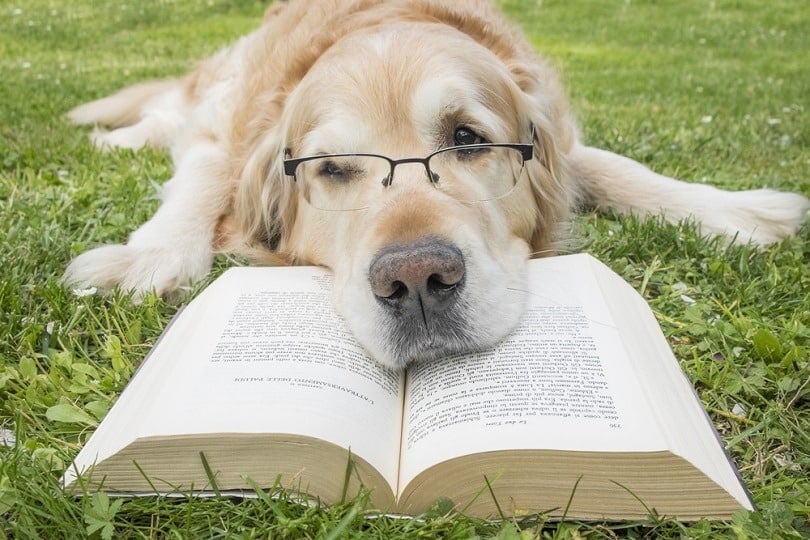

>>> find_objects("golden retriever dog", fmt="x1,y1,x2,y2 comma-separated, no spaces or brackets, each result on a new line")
65,0,808,368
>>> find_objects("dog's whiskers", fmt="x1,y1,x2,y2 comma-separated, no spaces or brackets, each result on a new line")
526,247,577,258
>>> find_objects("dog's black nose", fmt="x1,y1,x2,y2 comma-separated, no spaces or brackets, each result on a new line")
369,239,465,316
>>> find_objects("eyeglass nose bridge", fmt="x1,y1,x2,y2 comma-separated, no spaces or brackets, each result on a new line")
382,156,438,188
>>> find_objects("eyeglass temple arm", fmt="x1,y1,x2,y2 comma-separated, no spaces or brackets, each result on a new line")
283,148,300,177
520,122,536,161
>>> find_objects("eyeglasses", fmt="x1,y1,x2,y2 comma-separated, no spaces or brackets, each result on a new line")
283,139,534,211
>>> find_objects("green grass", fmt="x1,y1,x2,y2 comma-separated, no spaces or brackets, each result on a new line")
1,0,808,537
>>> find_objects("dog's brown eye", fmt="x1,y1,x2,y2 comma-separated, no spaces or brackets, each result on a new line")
314,158,365,183
320,160,344,177
454,127,486,146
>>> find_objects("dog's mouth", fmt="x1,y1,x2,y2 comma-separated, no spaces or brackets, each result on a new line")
387,315,475,363
376,293,476,365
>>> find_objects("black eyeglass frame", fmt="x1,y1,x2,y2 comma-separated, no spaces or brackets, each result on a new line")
283,140,534,188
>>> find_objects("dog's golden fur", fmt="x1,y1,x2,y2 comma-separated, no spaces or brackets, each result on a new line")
65,0,808,367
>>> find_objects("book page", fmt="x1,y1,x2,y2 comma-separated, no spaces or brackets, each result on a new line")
68,267,404,491
588,258,753,509
399,254,667,493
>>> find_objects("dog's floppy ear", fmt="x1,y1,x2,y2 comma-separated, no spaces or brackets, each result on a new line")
232,129,299,261
508,60,580,255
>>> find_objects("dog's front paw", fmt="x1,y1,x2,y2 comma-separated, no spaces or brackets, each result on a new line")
64,244,212,300
88,127,149,151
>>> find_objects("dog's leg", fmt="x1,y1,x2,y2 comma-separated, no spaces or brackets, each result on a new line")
64,141,230,299
69,80,188,151
569,145,809,246
68,80,177,128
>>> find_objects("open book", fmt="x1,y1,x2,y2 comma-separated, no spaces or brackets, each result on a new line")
63,254,753,520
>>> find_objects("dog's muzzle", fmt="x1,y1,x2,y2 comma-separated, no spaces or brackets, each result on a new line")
366,238,473,362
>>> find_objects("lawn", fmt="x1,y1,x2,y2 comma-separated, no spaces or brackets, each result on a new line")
1,0,808,537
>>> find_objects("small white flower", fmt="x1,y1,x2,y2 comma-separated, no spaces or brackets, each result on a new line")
13,8,22,16
21,61,31,69
701,115,713,124
680,294,696,305
732,346,744,358
766,118,781,126
773,454,800,472
0,426,15,448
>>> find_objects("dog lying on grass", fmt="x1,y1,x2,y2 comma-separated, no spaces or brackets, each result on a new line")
64,0,809,368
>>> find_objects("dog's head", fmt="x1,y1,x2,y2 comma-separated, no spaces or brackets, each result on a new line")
235,14,577,368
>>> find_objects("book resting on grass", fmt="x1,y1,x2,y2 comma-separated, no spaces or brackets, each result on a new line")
62,254,754,520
